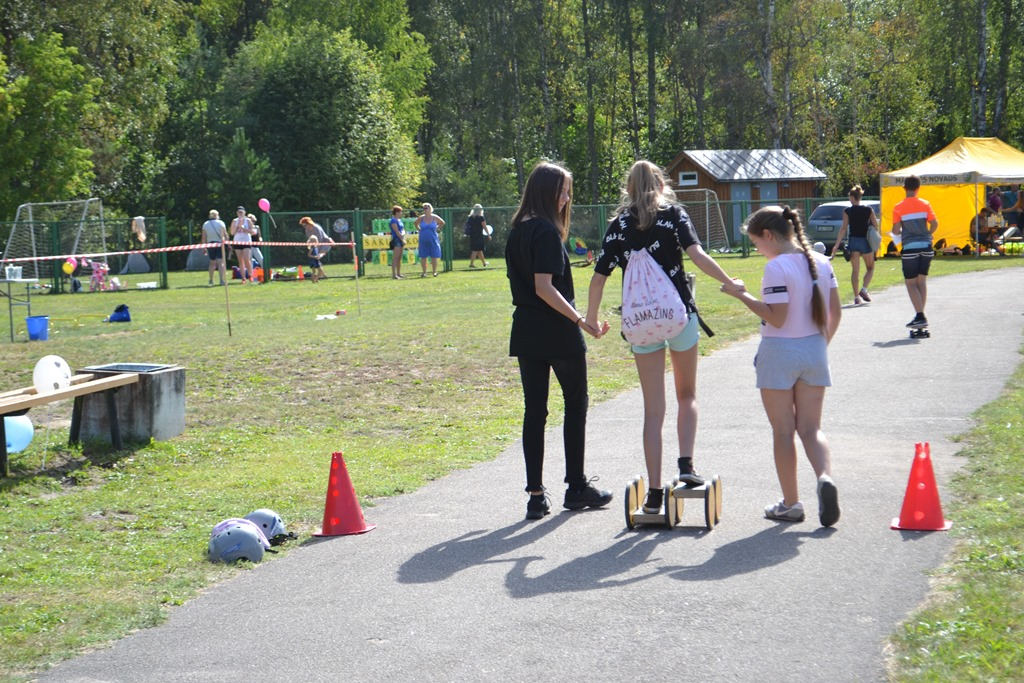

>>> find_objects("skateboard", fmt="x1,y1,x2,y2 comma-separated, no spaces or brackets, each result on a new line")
908,321,930,339
624,475,722,530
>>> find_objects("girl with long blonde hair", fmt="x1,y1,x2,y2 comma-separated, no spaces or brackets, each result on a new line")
585,160,742,516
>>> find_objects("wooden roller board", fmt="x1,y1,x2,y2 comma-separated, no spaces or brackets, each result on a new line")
624,475,722,530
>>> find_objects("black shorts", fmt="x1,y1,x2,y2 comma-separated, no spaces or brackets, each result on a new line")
207,246,223,260
901,246,934,278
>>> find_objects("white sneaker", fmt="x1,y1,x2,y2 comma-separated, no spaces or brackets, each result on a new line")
817,476,840,527
764,499,805,522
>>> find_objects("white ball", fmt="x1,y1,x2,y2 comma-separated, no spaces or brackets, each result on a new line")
32,355,72,394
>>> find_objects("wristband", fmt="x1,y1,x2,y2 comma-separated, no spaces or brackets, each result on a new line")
574,315,583,325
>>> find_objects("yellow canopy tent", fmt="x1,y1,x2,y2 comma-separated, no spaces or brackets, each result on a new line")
880,137,1024,253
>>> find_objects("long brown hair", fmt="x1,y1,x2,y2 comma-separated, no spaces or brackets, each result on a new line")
511,162,573,241
745,205,827,333
613,160,678,230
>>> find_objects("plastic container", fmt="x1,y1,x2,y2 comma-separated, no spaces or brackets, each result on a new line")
25,315,50,341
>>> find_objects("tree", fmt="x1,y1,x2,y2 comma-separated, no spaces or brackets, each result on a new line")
0,33,100,218
218,25,421,209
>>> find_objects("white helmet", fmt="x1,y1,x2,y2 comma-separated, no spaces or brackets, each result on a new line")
244,509,287,543
207,519,271,563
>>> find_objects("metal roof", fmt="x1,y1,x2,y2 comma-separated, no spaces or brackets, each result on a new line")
684,149,826,182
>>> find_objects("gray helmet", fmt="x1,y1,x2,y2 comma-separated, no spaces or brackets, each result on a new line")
207,519,270,563
244,508,287,542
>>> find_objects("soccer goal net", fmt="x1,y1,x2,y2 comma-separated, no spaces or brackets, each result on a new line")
2,199,107,280
676,189,731,252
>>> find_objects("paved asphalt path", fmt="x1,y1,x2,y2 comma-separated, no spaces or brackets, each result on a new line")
42,267,1024,683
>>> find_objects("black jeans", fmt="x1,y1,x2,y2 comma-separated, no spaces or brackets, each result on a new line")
518,355,589,492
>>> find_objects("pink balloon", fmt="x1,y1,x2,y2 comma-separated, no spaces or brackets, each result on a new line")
258,198,270,212
67,257,78,269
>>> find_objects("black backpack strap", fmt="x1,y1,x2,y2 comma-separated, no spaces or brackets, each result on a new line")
696,312,714,338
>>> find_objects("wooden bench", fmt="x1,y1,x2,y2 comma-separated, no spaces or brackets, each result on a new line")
0,372,140,477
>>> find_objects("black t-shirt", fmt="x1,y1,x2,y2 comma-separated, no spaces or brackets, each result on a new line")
845,204,873,239
465,215,488,249
505,217,586,359
594,204,699,313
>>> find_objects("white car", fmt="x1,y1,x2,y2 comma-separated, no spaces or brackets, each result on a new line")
806,200,880,250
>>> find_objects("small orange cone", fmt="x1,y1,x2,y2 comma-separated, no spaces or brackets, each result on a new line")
314,452,376,536
891,443,952,531
297,265,305,280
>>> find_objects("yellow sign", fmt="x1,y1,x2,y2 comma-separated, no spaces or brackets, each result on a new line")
363,234,418,249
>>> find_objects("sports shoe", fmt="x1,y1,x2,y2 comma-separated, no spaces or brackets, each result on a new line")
859,288,872,302
677,458,705,487
526,491,551,520
854,296,862,306
764,499,805,522
563,478,614,510
906,313,927,328
817,476,840,527
642,487,664,514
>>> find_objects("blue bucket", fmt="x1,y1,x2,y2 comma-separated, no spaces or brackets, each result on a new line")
25,315,50,341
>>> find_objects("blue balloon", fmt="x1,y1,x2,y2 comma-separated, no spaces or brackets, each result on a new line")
4,415,34,453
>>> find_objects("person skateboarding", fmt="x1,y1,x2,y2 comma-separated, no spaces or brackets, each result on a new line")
891,175,938,333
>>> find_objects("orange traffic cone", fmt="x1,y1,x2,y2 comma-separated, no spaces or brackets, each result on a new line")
314,452,376,536
297,265,305,280
891,443,952,531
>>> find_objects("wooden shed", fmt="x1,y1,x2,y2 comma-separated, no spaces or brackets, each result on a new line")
665,149,826,239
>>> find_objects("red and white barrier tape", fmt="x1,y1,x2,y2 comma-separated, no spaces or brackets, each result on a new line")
1,241,358,264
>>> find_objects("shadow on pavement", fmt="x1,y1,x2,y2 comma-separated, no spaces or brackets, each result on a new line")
667,524,838,582
397,513,573,584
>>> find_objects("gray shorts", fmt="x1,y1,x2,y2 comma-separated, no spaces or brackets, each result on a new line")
754,335,832,390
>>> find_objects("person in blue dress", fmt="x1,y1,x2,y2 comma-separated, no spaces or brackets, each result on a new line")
415,202,445,277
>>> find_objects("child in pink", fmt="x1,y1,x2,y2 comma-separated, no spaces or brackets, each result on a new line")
721,205,843,527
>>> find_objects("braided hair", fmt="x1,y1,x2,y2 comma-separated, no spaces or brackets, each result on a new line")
746,205,827,333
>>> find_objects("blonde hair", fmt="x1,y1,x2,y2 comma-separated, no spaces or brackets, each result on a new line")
849,185,864,200
745,205,827,333
613,160,678,231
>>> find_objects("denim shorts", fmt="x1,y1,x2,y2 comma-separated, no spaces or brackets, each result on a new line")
754,335,832,389
632,312,699,355
847,236,872,254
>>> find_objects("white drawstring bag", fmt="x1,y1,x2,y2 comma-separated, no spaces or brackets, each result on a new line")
620,246,688,345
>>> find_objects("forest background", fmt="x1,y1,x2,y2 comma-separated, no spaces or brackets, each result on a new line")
1,0,1021,225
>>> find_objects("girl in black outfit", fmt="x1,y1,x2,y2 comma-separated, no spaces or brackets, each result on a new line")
830,185,879,305
505,162,613,520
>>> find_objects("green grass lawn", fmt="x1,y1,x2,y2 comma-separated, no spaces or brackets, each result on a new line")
1,253,1021,681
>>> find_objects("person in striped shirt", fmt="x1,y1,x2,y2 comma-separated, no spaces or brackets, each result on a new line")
892,175,939,328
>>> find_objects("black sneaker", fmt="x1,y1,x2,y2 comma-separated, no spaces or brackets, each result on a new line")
563,478,613,510
677,458,705,487
642,487,664,514
906,313,927,328
526,491,551,520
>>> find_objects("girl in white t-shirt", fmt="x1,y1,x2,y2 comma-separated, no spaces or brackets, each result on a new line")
721,205,843,527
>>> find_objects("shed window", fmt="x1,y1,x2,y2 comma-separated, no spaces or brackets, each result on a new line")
677,171,698,187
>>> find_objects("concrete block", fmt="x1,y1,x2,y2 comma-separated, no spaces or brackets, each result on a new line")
79,364,185,444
